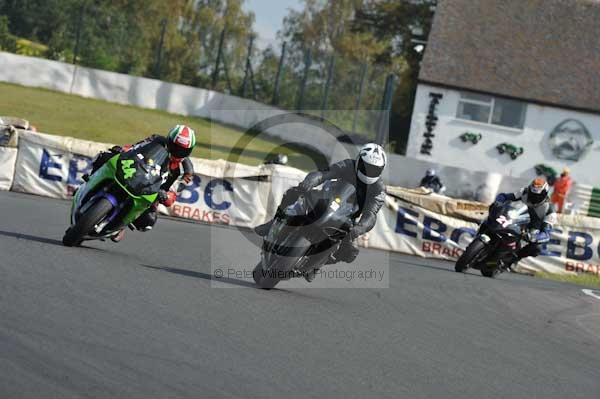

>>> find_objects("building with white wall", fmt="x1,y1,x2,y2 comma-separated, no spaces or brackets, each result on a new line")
406,0,600,186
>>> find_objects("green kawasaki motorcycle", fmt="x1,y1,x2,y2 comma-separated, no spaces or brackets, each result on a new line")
62,141,169,247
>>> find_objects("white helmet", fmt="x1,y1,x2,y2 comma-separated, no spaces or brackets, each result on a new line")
356,143,387,184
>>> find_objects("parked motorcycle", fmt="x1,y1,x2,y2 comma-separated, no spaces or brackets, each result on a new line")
62,141,168,246
455,201,531,277
253,179,358,289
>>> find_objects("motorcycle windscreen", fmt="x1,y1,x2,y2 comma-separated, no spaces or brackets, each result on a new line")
265,181,358,266
306,180,358,228
489,201,530,233
115,142,169,196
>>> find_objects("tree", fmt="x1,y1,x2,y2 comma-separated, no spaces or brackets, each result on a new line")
275,0,402,136
0,14,16,52
354,0,437,153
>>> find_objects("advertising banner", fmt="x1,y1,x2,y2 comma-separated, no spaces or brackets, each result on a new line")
364,195,479,261
13,131,271,227
363,194,600,277
158,174,270,228
12,131,94,199
10,130,600,277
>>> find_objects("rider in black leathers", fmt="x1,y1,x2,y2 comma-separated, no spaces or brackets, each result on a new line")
255,143,387,282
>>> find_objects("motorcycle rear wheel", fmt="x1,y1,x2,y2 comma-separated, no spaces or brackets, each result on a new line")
62,198,113,247
480,265,500,278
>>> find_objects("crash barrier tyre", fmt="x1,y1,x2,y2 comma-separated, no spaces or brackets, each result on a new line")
62,198,113,247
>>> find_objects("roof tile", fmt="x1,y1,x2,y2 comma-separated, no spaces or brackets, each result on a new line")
420,0,600,112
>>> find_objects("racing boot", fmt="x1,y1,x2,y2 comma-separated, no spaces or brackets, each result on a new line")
325,253,338,265
499,253,519,271
111,228,126,243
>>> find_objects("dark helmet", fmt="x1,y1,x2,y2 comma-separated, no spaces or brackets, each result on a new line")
167,125,196,159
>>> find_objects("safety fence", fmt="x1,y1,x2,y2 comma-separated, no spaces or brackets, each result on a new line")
0,51,371,158
1,128,600,278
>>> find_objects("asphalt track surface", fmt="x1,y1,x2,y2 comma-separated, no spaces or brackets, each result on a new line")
1,191,599,399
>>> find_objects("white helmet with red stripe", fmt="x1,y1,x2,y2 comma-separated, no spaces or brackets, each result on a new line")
167,125,196,158
525,177,549,206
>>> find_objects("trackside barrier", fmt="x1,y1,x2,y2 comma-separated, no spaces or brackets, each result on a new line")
371,188,600,277
0,52,350,162
12,130,306,228
0,147,17,191
384,154,530,203
5,130,600,278
0,125,19,191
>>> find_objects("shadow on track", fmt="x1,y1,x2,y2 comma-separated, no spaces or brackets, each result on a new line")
0,229,106,251
0,230,65,246
138,264,336,301
140,264,258,288
140,264,354,304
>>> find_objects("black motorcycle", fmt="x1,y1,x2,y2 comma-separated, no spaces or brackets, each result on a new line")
253,179,358,289
455,201,531,277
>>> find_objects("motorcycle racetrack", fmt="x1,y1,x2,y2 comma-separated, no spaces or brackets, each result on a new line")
1,190,599,399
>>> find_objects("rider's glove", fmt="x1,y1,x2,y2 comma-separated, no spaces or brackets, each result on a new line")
348,227,361,241
158,190,177,207
495,193,508,204
526,230,538,243
298,173,321,191
182,173,193,184
527,229,549,244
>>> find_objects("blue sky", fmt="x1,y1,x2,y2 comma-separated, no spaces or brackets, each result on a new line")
243,0,303,49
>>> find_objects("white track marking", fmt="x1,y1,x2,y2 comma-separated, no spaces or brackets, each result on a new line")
582,289,600,301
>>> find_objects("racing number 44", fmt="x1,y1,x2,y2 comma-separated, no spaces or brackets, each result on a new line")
121,160,136,180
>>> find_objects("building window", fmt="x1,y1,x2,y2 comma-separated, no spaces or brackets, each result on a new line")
456,92,526,129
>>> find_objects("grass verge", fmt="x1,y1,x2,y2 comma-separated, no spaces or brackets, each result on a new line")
0,81,319,169
534,272,600,288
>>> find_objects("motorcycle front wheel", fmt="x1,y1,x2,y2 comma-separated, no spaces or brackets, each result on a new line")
62,198,114,247
455,239,488,272
253,261,283,290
